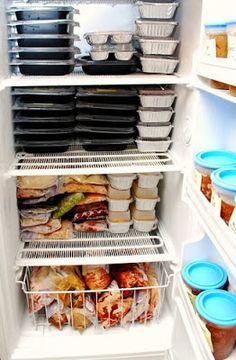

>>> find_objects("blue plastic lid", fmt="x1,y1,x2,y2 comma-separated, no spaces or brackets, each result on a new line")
205,23,226,28
194,150,236,170
211,167,236,193
182,260,227,291
226,21,236,25
196,290,236,327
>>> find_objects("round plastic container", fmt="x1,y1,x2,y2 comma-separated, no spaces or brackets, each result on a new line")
137,172,163,188
194,150,236,201
205,23,227,58
196,290,236,360
227,21,236,59
182,260,228,296
211,167,236,225
108,174,136,190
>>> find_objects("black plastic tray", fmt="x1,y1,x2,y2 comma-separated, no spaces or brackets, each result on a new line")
76,86,137,97
13,97,75,111
15,127,74,141
11,47,79,60
10,19,76,35
75,123,135,139
76,99,137,110
14,111,75,123
13,110,75,118
81,55,138,75
16,62,75,75
14,115,75,129
75,137,134,151
11,86,76,96
11,7,74,21
15,139,72,153
76,113,136,127
9,34,79,48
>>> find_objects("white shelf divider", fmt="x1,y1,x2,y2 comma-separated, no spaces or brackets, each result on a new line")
5,72,188,87
9,147,180,176
15,229,173,267
187,180,236,268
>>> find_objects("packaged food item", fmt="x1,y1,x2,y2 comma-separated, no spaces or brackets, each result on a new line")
205,23,228,58
63,175,108,185
211,167,236,231
229,84,236,96
22,220,74,240
77,193,107,205
59,182,107,195
134,196,160,211
131,206,156,221
70,299,95,333
107,173,136,190
74,220,107,232
17,175,58,189
20,212,51,227
132,180,158,199
21,218,61,234
137,173,163,188
210,80,229,90
182,260,228,296
82,265,112,290
72,202,108,222
107,210,132,233
226,21,236,59
108,210,130,222
196,290,236,360
17,185,58,199
193,150,236,201
53,193,84,218
107,198,133,212
108,186,131,200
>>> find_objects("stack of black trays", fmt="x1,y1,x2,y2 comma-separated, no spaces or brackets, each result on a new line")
75,87,138,151
8,7,79,75
13,87,76,153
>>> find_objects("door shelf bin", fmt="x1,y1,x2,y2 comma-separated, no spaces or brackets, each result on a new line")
17,261,171,334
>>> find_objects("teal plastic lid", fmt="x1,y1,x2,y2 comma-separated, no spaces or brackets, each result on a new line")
205,23,226,28
196,290,236,327
211,167,236,193
194,150,236,170
227,21,236,25
182,260,227,291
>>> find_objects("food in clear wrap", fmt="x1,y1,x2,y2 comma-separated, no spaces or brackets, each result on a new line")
63,175,108,185
82,265,112,290
17,176,58,190
53,193,84,219
20,206,58,227
18,186,58,202
76,193,107,205
73,202,108,222
97,280,133,328
46,300,68,329
22,220,73,240
21,218,61,234
111,263,148,297
123,290,149,324
74,220,107,232
59,182,107,195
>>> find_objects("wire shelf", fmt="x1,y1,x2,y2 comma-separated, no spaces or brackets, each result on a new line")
9,147,179,176
17,262,171,333
16,230,172,266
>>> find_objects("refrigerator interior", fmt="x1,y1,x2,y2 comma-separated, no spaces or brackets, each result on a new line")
0,0,236,359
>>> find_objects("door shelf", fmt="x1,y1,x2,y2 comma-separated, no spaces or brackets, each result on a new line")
197,57,236,87
9,147,180,176
15,229,173,267
186,180,236,268
5,72,187,87
195,80,236,105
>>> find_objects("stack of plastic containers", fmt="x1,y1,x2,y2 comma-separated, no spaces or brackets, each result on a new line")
131,173,162,231
75,87,138,151
136,86,176,152
7,6,80,75
13,87,76,153
136,1,179,73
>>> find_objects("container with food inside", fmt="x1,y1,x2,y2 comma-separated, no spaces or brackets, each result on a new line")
182,260,228,297
107,210,132,233
229,84,236,96
210,80,229,90
226,21,236,59
196,290,236,360
204,23,228,58
132,205,158,232
193,150,236,201
211,167,236,231
137,173,163,188
108,185,131,200
108,174,136,190
132,180,158,199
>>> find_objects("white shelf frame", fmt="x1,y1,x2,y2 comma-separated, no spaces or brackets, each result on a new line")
194,80,236,104
8,147,180,176
5,72,188,88
186,180,236,269
15,230,173,267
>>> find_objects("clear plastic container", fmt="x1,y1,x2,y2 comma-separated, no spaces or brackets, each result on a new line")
108,210,130,222
193,150,236,202
131,206,156,221
196,290,236,360
205,23,227,58
134,196,160,211
107,210,132,233
133,218,158,232
132,180,158,199
211,167,236,227
182,260,228,296
108,185,131,200
137,172,163,188
108,174,136,190
226,21,236,59
107,198,133,212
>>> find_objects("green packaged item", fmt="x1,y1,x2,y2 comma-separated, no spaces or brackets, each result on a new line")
53,192,84,219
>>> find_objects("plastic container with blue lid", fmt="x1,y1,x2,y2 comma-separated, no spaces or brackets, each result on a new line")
193,150,236,201
196,290,236,360
204,23,227,58
182,260,228,295
211,167,236,224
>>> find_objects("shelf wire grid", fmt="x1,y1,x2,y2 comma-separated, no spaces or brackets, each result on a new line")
9,147,179,176
17,261,171,333
16,230,171,266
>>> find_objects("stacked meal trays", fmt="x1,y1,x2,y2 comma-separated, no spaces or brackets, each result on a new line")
7,6,80,75
12,87,76,153
136,1,179,74
81,32,138,75
17,173,162,240
74,86,138,151
136,85,176,152
19,262,169,333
